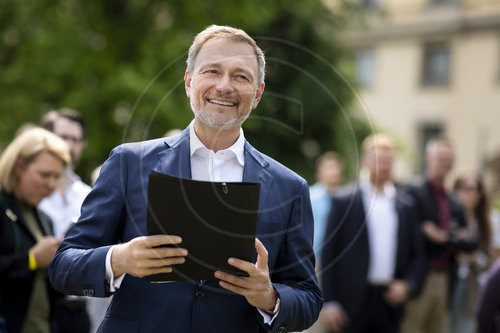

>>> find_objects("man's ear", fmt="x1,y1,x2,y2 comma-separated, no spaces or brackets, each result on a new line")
184,71,192,98
252,83,265,109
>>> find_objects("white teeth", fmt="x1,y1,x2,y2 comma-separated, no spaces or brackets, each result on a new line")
208,99,236,106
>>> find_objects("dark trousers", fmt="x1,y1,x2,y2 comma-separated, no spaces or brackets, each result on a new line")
53,299,90,333
342,286,404,333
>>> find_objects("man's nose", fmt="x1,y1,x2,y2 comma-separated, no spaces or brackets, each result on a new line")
215,74,234,94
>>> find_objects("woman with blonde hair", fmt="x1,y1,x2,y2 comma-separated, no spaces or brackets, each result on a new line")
0,127,70,333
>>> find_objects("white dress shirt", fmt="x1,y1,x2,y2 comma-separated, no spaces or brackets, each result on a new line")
105,121,279,323
360,180,398,284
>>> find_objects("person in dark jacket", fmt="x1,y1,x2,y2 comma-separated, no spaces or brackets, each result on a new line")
321,134,426,333
401,136,476,333
476,258,500,333
0,127,70,333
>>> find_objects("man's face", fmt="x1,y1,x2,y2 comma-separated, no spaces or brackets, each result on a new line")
184,37,264,131
317,160,342,189
53,117,84,167
427,143,454,180
364,147,394,184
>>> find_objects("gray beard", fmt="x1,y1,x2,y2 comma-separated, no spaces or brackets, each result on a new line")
190,100,251,131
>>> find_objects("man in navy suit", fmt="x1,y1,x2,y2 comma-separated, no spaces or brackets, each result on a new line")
49,25,322,333
321,134,426,333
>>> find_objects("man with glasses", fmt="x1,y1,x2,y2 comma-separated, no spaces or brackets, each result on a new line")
41,108,90,239
40,108,92,333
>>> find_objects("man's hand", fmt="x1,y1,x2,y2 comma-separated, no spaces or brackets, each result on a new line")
422,220,448,244
322,303,349,332
214,238,278,312
30,236,61,268
384,280,410,307
111,235,188,278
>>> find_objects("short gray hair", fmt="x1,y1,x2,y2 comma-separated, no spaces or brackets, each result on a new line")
425,136,453,156
186,25,266,85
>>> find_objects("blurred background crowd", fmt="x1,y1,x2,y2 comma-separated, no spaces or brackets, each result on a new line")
1,0,499,332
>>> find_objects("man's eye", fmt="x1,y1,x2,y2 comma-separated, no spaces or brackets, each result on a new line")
237,75,248,80
208,69,218,74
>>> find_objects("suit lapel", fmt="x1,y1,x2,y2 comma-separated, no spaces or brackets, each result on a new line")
242,142,274,206
156,128,192,179
37,210,53,236
424,180,440,223
394,194,406,273
355,190,370,271
1,192,38,242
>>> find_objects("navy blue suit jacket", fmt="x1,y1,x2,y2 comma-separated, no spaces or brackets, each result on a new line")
49,128,322,333
321,185,426,320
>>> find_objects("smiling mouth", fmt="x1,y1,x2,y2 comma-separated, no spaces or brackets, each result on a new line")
207,99,237,107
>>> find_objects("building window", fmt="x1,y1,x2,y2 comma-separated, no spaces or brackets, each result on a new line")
355,48,375,88
359,0,383,9
430,0,457,4
421,42,451,86
418,122,444,172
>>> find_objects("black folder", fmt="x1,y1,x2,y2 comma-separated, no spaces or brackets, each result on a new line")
146,171,260,282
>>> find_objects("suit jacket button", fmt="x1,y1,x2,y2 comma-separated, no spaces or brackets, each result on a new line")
277,327,287,333
195,291,204,299
82,289,94,296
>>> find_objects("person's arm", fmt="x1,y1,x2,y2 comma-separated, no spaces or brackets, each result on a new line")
320,194,352,331
404,202,428,298
322,302,350,333
49,145,129,297
0,206,59,278
49,145,189,296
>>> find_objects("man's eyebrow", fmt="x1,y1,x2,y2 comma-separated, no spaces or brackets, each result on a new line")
197,63,256,81
198,63,222,72
233,67,255,80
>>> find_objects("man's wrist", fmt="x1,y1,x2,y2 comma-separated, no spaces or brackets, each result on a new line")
111,243,125,278
260,289,280,314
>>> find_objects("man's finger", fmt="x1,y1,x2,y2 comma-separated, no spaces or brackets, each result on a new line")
150,247,188,259
255,238,268,270
139,235,183,248
147,256,186,268
226,257,257,275
214,270,253,290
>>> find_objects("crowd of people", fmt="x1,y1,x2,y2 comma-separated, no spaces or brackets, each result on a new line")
0,24,499,333
309,135,500,333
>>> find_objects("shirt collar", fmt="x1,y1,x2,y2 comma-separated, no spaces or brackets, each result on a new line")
64,167,81,184
360,179,397,199
189,120,245,166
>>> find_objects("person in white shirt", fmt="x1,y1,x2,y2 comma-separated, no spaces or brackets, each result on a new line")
39,109,93,333
48,25,321,333
321,134,426,333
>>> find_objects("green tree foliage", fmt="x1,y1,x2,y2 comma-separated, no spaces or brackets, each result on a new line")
0,0,370,183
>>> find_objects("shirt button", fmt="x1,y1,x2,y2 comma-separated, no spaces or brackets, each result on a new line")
195,291,205,300
277,327,287,333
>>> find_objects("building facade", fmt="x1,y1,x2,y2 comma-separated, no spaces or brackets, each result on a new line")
329,0,500,195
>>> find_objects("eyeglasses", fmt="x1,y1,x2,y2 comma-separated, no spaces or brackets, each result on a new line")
458,185,478,192
60,135,84,145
